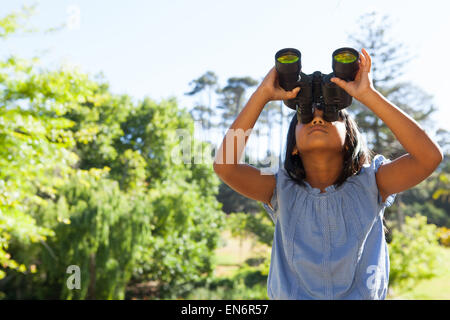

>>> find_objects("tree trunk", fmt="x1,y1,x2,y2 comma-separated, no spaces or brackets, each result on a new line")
87,253,96,299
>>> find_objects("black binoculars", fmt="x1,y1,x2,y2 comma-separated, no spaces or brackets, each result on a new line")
275,47,360,123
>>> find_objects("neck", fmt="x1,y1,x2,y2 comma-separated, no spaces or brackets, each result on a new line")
301,151,344,193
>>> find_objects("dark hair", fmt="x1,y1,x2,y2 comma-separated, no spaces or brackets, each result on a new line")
284,108,374,188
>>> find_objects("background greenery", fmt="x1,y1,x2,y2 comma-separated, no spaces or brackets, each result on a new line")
0,7,448,300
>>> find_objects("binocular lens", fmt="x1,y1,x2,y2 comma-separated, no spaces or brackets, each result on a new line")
334,51,357,64
277,54,299,64
275,48,301,91
332,47,359,82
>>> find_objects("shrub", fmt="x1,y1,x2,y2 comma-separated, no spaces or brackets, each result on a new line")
437,227,450,247
388,213,441,291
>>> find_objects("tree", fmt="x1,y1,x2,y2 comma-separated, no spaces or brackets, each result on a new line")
0,8,99,284
0,6,226,299
185,71,218,132
348,11,437,158
347,11,444,229
216,76,258,132
12,169,152,299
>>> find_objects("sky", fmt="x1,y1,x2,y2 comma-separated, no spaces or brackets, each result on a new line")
1,0,449,151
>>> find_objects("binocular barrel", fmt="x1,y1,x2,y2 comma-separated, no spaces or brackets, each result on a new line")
274,47,360,123
275,48,302,91
332,47,359,81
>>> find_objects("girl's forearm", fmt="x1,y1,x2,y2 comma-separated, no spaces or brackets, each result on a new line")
214,88,269,168
358,89,443,168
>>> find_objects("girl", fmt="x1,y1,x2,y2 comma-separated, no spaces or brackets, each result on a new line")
213,48,443,299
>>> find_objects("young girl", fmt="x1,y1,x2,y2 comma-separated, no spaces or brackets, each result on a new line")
213,48,443,299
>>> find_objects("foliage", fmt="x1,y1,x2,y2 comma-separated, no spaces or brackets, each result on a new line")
185,259,270,300
387,246,450,299
433,172,450,204
129,173,225,299
0,6,225,299
227,211,274,247
0,43,99,283
388,214,441,290
4,168,152,299
0,4,36,39
437,227,450,247
398,170,450,228
217,182,261,214
1,88,225,299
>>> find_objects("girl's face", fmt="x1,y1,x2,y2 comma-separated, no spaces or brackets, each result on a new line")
295,107,347,155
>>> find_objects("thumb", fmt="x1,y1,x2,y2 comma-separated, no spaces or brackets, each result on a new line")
331,77,347,90
286,86,301,99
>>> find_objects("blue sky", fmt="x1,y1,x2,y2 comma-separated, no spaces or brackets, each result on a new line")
2,0,449,145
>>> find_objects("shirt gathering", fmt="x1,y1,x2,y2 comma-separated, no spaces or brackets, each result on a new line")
262,154,397,300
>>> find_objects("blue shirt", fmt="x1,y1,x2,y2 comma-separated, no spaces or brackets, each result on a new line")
263,154,397,300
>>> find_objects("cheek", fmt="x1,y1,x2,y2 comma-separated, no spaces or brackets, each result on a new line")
295,125,306,146
335,123,347,145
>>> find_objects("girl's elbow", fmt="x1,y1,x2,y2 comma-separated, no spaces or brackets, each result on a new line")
431,145,444,167
424,147,444,172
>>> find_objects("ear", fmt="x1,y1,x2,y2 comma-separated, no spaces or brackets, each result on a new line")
292,147,299,155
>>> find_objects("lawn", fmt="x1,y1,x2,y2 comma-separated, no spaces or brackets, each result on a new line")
387,246,450,300
212,230,271,277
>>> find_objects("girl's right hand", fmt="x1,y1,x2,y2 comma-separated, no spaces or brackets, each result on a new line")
257,66,301,102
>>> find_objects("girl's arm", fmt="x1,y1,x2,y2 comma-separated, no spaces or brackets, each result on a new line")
359,89,443,202
332,48,443,202
213,67,300,204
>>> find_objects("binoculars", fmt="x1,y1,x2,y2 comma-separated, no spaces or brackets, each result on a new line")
275,47,360,123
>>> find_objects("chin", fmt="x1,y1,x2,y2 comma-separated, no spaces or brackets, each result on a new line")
300,143,344,154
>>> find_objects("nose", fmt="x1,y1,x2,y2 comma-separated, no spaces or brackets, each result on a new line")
311,107,325,125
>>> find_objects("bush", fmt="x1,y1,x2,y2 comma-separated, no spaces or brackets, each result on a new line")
388,213,441,291
227,210,274,247
184,254,271,300
437,227,450,247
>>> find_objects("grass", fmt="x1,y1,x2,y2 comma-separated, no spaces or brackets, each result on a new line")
212,230,270,277
388,246,450,300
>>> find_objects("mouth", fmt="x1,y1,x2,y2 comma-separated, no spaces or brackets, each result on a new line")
309,128,327,134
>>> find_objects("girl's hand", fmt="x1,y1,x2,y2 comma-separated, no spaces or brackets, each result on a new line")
257,66,301,102
330,48,375,102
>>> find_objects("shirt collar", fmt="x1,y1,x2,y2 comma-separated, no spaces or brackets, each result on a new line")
303,180,336,194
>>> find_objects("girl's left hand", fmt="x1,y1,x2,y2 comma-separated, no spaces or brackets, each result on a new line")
330,48,375,102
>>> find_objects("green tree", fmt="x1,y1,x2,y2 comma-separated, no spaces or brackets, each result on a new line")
6,168,151,299
0,8,99,283
1,6,226,299
216,76,258,132
349,11,436,158
185,71,218,132
348,11,445,230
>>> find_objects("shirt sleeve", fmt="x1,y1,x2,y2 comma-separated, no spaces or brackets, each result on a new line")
362,154,397,209
262,171,279,224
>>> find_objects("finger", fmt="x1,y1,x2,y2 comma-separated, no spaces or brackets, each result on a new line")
359,50,366,69
269,66,277,78
361,48,371,71
362,48,372,70
263,66,275,82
